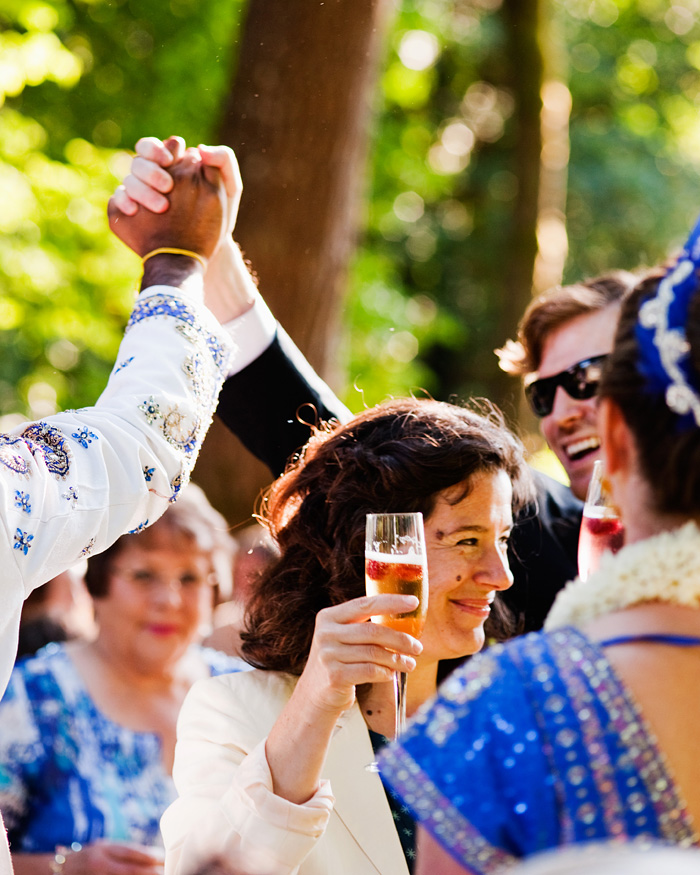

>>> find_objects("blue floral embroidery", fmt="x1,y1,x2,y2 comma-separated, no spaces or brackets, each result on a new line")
169,472,185,503
14,529,34,555
21,423,71,479
139,397,162,425
62,487,78,504
0,644,247,853
127,521,149,535
114,356,135,374
0,435,30,477
71,428,98,449
127,295,197,332
205,334,229,372
143,466,155,482
14,491,31,514
80,538,96,557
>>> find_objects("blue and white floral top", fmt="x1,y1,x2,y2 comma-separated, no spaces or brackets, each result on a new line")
0,642,247,852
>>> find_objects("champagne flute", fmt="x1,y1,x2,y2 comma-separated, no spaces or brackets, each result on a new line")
365,513,428,740
577,460,625,581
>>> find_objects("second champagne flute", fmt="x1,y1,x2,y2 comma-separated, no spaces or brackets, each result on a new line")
577,459,625,581
365,512,428,739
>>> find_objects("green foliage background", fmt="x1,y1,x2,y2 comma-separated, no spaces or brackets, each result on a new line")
3,0,700,436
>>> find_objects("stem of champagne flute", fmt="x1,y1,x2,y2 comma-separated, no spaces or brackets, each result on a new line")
394,671,407,739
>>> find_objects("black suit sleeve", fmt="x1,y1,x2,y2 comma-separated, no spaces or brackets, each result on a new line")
502,470,583,632
216,326,351,478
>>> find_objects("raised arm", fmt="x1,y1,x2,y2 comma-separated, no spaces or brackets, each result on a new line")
113,136,351,477
162,594,421,875
0,150,234,698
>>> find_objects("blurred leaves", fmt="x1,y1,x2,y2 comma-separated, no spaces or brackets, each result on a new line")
343,0,700,413
0,0,242,423
4,0,700,433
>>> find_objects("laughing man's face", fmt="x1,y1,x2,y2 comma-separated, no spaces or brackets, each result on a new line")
536,306,620,501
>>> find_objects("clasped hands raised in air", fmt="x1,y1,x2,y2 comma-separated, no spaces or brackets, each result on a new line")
110,137,255,323
109,137,240,262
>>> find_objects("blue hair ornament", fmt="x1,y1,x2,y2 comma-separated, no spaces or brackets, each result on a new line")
635,213,700,430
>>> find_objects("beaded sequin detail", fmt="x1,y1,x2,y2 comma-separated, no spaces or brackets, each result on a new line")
635,215,700,428
0,435,30,477
379,629,699,874
380,648,517,874
126,293,230,501
21,423,71,479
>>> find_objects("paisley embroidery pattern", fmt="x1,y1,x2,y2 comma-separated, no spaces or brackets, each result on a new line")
162,406,199,455
21,423,71,480
0,435,30,477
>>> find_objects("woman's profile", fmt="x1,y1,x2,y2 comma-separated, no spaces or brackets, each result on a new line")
379,219,700,872
161,397,533,875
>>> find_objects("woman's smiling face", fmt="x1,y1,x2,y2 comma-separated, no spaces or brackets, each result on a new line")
419,468,514,662
93,526,215,673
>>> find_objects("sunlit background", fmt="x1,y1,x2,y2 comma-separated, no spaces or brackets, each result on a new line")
3,0,700,507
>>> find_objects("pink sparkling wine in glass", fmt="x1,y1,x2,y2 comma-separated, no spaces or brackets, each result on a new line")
577,508,625,581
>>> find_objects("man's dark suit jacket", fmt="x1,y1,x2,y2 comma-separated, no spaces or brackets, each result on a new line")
217,328,583,632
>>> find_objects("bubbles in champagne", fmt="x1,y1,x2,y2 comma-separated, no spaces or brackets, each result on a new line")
365,552,428,637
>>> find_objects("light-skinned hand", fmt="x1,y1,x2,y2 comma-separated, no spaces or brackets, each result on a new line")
108,149,228,261
294,593,423,717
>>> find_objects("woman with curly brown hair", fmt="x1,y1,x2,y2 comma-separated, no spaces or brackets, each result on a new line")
161,397,533,875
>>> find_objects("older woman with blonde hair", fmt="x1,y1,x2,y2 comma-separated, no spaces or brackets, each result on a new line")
0,484,247,875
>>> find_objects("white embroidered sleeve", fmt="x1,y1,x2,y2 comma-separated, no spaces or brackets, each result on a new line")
0,283,233,698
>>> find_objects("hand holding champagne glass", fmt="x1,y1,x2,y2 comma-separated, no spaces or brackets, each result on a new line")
365,513,428,739
577,460,625,581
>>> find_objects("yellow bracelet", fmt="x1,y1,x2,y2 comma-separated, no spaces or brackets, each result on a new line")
142,247,207,269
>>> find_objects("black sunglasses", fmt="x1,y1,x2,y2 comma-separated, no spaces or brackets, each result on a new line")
525,354,608,418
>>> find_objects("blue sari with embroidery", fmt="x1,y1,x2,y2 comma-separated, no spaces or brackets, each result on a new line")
378,628,698,872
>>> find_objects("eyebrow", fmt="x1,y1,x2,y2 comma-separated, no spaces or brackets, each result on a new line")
443,523,514,537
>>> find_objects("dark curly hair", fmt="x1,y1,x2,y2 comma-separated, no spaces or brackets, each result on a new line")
600,266,700,516
241,397,533,675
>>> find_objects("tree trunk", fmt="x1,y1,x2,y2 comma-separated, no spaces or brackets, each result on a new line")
494,0,570,435
492,0,543,412
194,0,394,525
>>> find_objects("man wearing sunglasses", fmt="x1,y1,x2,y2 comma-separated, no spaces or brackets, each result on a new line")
497,271,640,501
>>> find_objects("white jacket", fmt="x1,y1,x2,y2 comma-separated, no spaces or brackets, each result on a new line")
162,669,410,875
